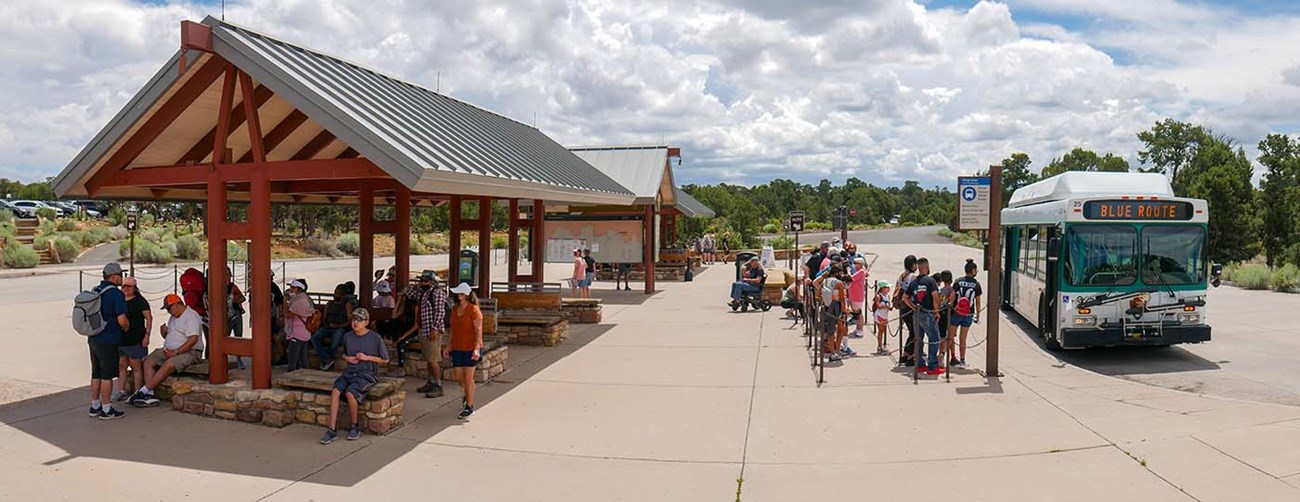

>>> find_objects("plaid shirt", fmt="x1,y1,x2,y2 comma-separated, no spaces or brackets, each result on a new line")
407,285,447,338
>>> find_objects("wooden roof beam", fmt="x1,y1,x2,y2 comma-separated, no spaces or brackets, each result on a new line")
176,84,273,164
238,110,307,163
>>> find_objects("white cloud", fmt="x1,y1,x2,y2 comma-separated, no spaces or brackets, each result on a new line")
0,0,1296,188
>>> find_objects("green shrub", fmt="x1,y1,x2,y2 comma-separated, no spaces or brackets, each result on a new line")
768,234,794,250
421,233,450,254
1270,264,1300,293
762,223,778,234
1228,264,1271,290
410,236,430,255
56,219,78,232
107,207,126,226
337,232,360,256
38,219,55,235
226,241,247,261
33,235,49,249
36,207,57,220
53,238,80,263
175,235,204,260
0,209,13,224
140,212,156,227
87,226,110,245
304,237,342,258
108,226,128,240
490,234,508,250
122,239,172,264
4,244,39,269
0,222,15,240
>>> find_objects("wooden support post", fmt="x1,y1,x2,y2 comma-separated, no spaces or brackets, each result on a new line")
507,199,520,282
450,195,462,286
240,69,272,389
644,204,655,294
479,197,492,294
207,173,229,384
531,199,545,282
359,182,375,307
987,165,1004,378
395,187,411,293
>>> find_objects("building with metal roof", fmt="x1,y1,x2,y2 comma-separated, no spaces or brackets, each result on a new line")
53,16,634,206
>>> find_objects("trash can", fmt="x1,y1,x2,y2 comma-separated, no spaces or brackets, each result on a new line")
458,249,479,287
734,251,758,281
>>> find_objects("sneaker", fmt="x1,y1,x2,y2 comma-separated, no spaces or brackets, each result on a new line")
98,408,125,420
416,380,436,393
825,353,842,362
849,330,865,339
235,357,246,370
840,347,857,357
949,359,960,367
902,358,915,367
133,392,160,408
320,429,338,445
89,406,102,418
424,383,444,399
956,360,968,369
457,406,474,420
390,367,407,378
110,390,125,402
347,425,361,440
876,347,890,356
321,360,335,372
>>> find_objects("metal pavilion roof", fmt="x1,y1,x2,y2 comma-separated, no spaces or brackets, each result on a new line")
54,17,634,206
673,187,715,218
568,145,674,206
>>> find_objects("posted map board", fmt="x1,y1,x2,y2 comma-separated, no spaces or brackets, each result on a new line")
545,219,644,264
958,177,992,230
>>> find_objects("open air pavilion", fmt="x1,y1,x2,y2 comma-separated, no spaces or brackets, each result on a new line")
52,17,635,390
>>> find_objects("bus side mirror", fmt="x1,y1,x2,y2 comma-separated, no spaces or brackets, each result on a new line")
1046,237,1061,262
1210,263,1223,288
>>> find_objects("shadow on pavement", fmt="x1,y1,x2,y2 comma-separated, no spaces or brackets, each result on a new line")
1005,307,1221,376
0,323,614,487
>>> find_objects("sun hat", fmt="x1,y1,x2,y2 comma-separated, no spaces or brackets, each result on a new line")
375,281,392,294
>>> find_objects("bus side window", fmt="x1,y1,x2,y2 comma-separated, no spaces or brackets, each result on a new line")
1020,226,1031,277
1035,225,1046,279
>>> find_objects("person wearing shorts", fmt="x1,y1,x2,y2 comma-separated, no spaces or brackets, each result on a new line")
320,308,389,444
88,262,129,420
408,271,448,397
872,282,892,356
113,277,151,402
949,259,983,369
848,257,869,338
446,282,483,420
130,294,204,407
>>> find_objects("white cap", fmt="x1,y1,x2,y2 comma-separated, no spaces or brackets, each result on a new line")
289,279,307,290
450,282,473,295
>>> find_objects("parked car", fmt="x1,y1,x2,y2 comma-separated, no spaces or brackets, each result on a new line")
71,200,105,217
12,200,64,217
0,200,36,218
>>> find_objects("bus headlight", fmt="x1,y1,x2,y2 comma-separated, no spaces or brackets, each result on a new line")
1177,313,1201,324
1072,316,1097,327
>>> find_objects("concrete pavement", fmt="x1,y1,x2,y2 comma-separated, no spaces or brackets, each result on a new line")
1,242,1299,500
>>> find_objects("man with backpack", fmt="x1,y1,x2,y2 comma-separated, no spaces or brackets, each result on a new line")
78,262,129,420
407,270,448,397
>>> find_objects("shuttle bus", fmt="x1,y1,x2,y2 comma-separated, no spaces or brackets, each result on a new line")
1000,172,1220,350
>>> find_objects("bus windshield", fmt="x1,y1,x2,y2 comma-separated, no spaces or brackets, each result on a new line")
1064,225,1137,287
1142,225,1206,286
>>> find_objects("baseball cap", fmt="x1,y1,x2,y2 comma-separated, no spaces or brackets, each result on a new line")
103,262,123,277
289,279,307,290
878,280,891,289
450,282,473,295
820,241,830,249
419,270,436,281
161,293,184,309
351,307,370,321
375,281,392,294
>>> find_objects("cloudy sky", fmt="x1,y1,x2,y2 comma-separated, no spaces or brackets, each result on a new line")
2,0,1298,188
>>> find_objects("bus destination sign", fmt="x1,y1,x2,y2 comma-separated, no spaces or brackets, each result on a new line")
1082,200,1193,221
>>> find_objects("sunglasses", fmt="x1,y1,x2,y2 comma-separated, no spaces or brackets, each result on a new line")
122,284,136,288
351,317,368,322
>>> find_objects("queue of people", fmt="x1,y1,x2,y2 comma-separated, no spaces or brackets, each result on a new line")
789,241,984,375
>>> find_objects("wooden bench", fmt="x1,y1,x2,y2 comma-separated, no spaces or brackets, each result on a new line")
275,369,405,435
560,298,603,324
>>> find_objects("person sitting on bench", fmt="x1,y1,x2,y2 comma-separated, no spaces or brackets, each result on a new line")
130,294,204,407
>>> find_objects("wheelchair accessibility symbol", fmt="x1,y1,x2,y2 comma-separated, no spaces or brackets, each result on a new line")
961,186,978,202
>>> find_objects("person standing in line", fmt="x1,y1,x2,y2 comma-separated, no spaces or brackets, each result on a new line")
935,270,955,367
949,259,983,369
89,263,129,420
896,255,919,365
113,277,151,402
813,263,849,361
904,257,943,375
848,257,869,339
872,281,893,356
581,249,596,298
616,262,633,291
410,271,448,398
284,279,315,372
570,249,587,297
445,283,483,420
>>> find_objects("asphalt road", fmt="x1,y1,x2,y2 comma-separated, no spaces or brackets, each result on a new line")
770,225,952,246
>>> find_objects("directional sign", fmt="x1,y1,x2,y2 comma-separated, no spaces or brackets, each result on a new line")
788,210,805,232
126,213,138,232
957,176,992,230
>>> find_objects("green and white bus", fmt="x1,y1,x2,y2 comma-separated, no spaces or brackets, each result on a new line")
1000,172,1220,350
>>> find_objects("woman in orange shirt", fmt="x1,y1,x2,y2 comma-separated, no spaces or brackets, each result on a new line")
444,282,483,419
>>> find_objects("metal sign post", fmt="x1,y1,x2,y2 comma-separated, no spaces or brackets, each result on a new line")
789,210,805,273
126,208,138,276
